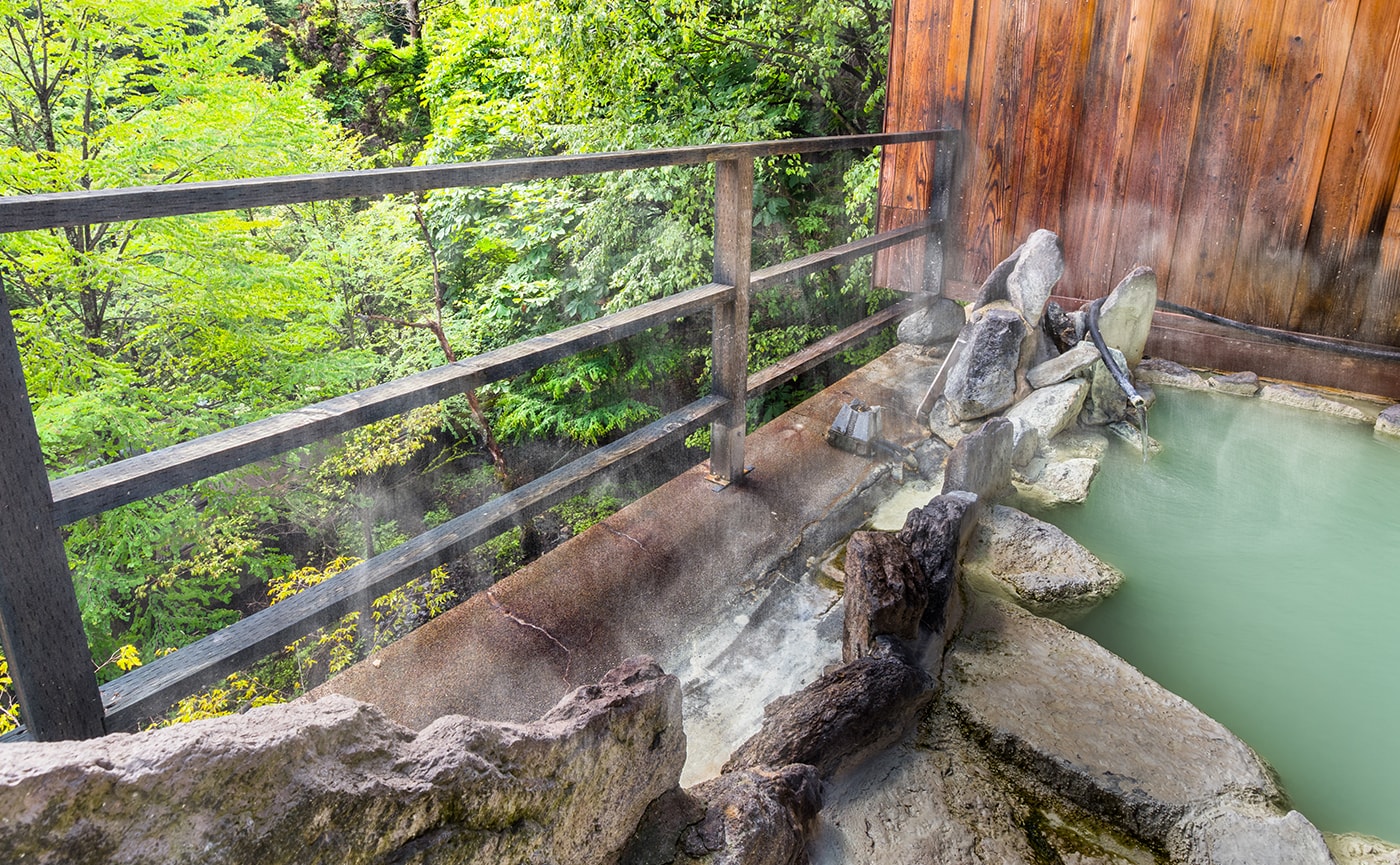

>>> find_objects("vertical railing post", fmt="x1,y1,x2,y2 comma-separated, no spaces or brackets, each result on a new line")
0,282,105,740
707,158,754,486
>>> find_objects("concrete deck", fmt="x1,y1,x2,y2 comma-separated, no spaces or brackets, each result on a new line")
311,345,939,728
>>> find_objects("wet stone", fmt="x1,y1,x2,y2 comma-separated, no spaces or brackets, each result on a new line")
1378,404,1400,438
1208,370,1261,396
1135,358,1208,390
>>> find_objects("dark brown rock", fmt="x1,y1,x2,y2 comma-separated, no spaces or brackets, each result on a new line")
841,531,928,663
680,764,822,865
898,490,979,635
722,654,932,778
1043,300,1080,354
941,416,1013,502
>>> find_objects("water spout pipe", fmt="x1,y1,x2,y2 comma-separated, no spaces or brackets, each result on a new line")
1085,296,1147,411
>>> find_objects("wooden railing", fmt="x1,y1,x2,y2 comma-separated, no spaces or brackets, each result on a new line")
0,130,958,740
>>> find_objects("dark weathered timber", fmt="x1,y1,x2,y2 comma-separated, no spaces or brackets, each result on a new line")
0,132,954,233
0,287,105,741
50,281,732,524
750,219,941,292
98,395,727,730
708,159,754,485
747,299,915,398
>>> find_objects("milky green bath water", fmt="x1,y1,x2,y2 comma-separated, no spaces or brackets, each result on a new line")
1027,387,1400,842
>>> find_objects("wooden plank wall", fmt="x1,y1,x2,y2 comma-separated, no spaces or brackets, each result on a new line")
878,0,1400,357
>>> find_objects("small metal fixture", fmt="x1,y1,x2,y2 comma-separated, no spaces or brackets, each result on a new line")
825,400,883,456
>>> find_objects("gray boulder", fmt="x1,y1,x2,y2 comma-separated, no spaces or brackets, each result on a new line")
1378,405,1400,438
1097,266,1158,366
1006,415,1039,468
0,657,685,865
1082,345,1133,425
961,505,1120,612
897,490,979,637
1261,384,1376,423
898,296,967,346
841,531,928,662
1026,340,1099,388
1005,229,1064,325
1208,370,1261,396
1106,420,1162,455
1011,456,1100,507
1135,358,1208,390
1004,378,1089,442
941,416,1013,502
943,308,1027,421
945,596,1284,843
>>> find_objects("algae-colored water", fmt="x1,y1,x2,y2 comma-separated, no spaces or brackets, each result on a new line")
1027,387,1400,842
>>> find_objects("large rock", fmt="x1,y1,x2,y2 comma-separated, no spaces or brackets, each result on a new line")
961,505,1120,613
1082,345,1134,425
1011,456,1100,507
897,490,979,636
1004,378,1089,442
1096,266,1158,366
1260,384,1376,422
1208,370,1261,396
1135,358,1208,390
675,764,823,865
945,596,1285,843
943,308,1027,421
723,652,932,779
898,296,967,346
1026,340,1099,388
1378,405,1400,438
0,658,685,865
941,416,1013,502
841,531,928,662
1005,229,1064,325
1168,801,1335,865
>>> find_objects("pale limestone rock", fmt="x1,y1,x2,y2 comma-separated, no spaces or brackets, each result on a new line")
1169,802,1335,865
961,505,1120,612
1026,340,1100,389
945,597,1283,843
1004,378,1089,442
1208,370,1261,396
1097,266,1158,366
1377,405,1400,438
1135,358,1208,390
1006,415,1039,468
1011,456,1100,507
0,659,684,865
1260,384,1376,423
1049,428,1110,461
1328,832,1400,865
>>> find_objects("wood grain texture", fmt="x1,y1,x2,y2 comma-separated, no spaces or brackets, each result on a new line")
1169,0,1286,312
1225,0,1361,328
1111,0,1220,285
97,395,727,730
1291,2,1400,340
0,287,105,740
708,159,754,484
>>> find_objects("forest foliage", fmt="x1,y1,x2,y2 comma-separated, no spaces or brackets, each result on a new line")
0,0,896,732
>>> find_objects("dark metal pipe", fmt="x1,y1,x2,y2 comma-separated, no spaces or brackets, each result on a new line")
1086,297,1147,410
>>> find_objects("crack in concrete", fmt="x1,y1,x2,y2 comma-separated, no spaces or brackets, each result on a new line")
601,523,647,550
485,590,574,683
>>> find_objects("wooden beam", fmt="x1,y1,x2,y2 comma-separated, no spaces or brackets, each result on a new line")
750,218,941,292
0,132,955,233
747,299,916,398
0,285,105,741
97,395,727,730
50,281,732,525
708,160,754,486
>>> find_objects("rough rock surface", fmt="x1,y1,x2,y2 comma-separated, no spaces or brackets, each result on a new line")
673,765,822,865
941,416,1013,502
1043,300,1082,353
1006,415,1039,467
897,490,978,636
961,505,1120,612
1011,456,1100,507
1329,833,1400,864
1049,427,1110,461
1004,378,1089,442
945,596,1284,843
810,700,1162,865
0,658,685,865
1260,383,1377,422
898,296,967,346
927,395,981,447
1169,801,1334,865
1378,405,1400,438
944,308,1027,421
1106,420,1163,455
1005,228,1065,324
1135,358,1208,390
1026,340,1100,388
841,531,928,662
1208,370,1261,396
1097,266,1158,366
722,652,932,779
1083,346,1134,425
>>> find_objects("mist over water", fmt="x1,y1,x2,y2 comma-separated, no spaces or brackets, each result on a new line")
1028,388,1400,842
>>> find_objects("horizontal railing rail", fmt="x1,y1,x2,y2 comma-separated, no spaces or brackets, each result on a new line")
0,129,958,739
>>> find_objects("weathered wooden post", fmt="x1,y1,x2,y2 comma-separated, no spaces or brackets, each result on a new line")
0,282,106,740
707,158,754,486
